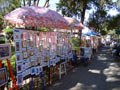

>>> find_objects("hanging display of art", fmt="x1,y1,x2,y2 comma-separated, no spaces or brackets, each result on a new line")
14,28,72,85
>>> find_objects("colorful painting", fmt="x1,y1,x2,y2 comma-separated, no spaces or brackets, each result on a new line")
22,51,28,59
14,30,21,40
16,53,22,63
17,73,23,85
0,44,11,60
22,40,27,48
0,68,8,87
17,63,22,73
31,67,35,75
15,41,21,52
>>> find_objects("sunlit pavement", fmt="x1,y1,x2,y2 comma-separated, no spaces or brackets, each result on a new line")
48,47,120,90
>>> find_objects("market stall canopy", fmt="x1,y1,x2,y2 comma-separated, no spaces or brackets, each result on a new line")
82,31,100,36
4,6,69,29
64,17,83,30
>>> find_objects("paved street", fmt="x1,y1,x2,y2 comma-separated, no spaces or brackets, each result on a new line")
48,47,120,90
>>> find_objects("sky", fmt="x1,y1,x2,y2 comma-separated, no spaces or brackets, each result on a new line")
39,0,60,11
39,0,120,23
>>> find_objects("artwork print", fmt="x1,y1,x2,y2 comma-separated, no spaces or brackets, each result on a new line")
15,41,21,52
22,40,27,48
37,57,41,65
39,66,43,73
30,61,36,67
0,68,8,87
31,67,35,75
17,73,23,85
16,53,22,63
21,32,27,40
35,67,39,76
14,30,21,40
22,51,28,59
17,63,22,73
0,44,11,60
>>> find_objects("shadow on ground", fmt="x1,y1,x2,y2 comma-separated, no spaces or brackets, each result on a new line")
48,47,120,90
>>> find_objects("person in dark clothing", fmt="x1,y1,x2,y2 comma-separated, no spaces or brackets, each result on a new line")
72,50,78,67
116,44,120,56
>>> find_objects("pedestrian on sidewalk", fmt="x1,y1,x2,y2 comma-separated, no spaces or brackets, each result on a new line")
72,50,78,67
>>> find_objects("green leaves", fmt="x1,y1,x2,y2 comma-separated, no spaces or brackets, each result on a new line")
107,14,120,30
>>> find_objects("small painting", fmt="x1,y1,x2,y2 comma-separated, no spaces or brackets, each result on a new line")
15,41,21,52
0,68,8,87
17,73,23,85
39,66,43,73
39,46,43,52
44,57,49,62
0,44,11,60
22,40,27,48
22,70,27,78
35,67,39,76
30,51,34,56
30,61,36,67
22,63,26,71
37,57,41,65
14,30,21,40
16,53,22,63
26,61,30,69
31,67,35,75
16,63,22,73
22,51,28,59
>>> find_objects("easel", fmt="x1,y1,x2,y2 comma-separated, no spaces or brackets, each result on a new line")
0,59,17,90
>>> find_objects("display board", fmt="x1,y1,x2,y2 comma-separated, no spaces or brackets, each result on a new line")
0,44,11,60
14,29,72,85
0,68,8,87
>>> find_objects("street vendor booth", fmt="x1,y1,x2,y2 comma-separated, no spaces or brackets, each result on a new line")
64,17,83,67
80,29,93,62
82,31,101,58
3,6,74,90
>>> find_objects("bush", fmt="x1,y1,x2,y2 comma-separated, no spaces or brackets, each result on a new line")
72,37,81,47
0,39,5,44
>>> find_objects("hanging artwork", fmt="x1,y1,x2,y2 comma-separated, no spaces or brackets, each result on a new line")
16,53,22,63
14,29,72,85
16,63,22,73
17,73,23,85
0,68,8,87
15,41,21,52
0,44,11,60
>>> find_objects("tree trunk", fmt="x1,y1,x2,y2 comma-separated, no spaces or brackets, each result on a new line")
23,0,25,6
29,0,31,6
33,0,37,6
79,2,87,45
37,0,40,6
44,0,49,7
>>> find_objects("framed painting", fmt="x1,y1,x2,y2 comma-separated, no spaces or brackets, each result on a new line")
22,51,28,59
0,68,8,87
16,53,22,63
17,73,23,85
0,44,11,60
16,63,22,73
22,40,27,48
15,41,21,52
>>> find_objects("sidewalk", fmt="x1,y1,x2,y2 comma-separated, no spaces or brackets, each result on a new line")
48,47,120,90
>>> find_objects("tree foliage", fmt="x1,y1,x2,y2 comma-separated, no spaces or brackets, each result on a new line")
107,14,120,30
87,9,108,33
57,0,93,24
